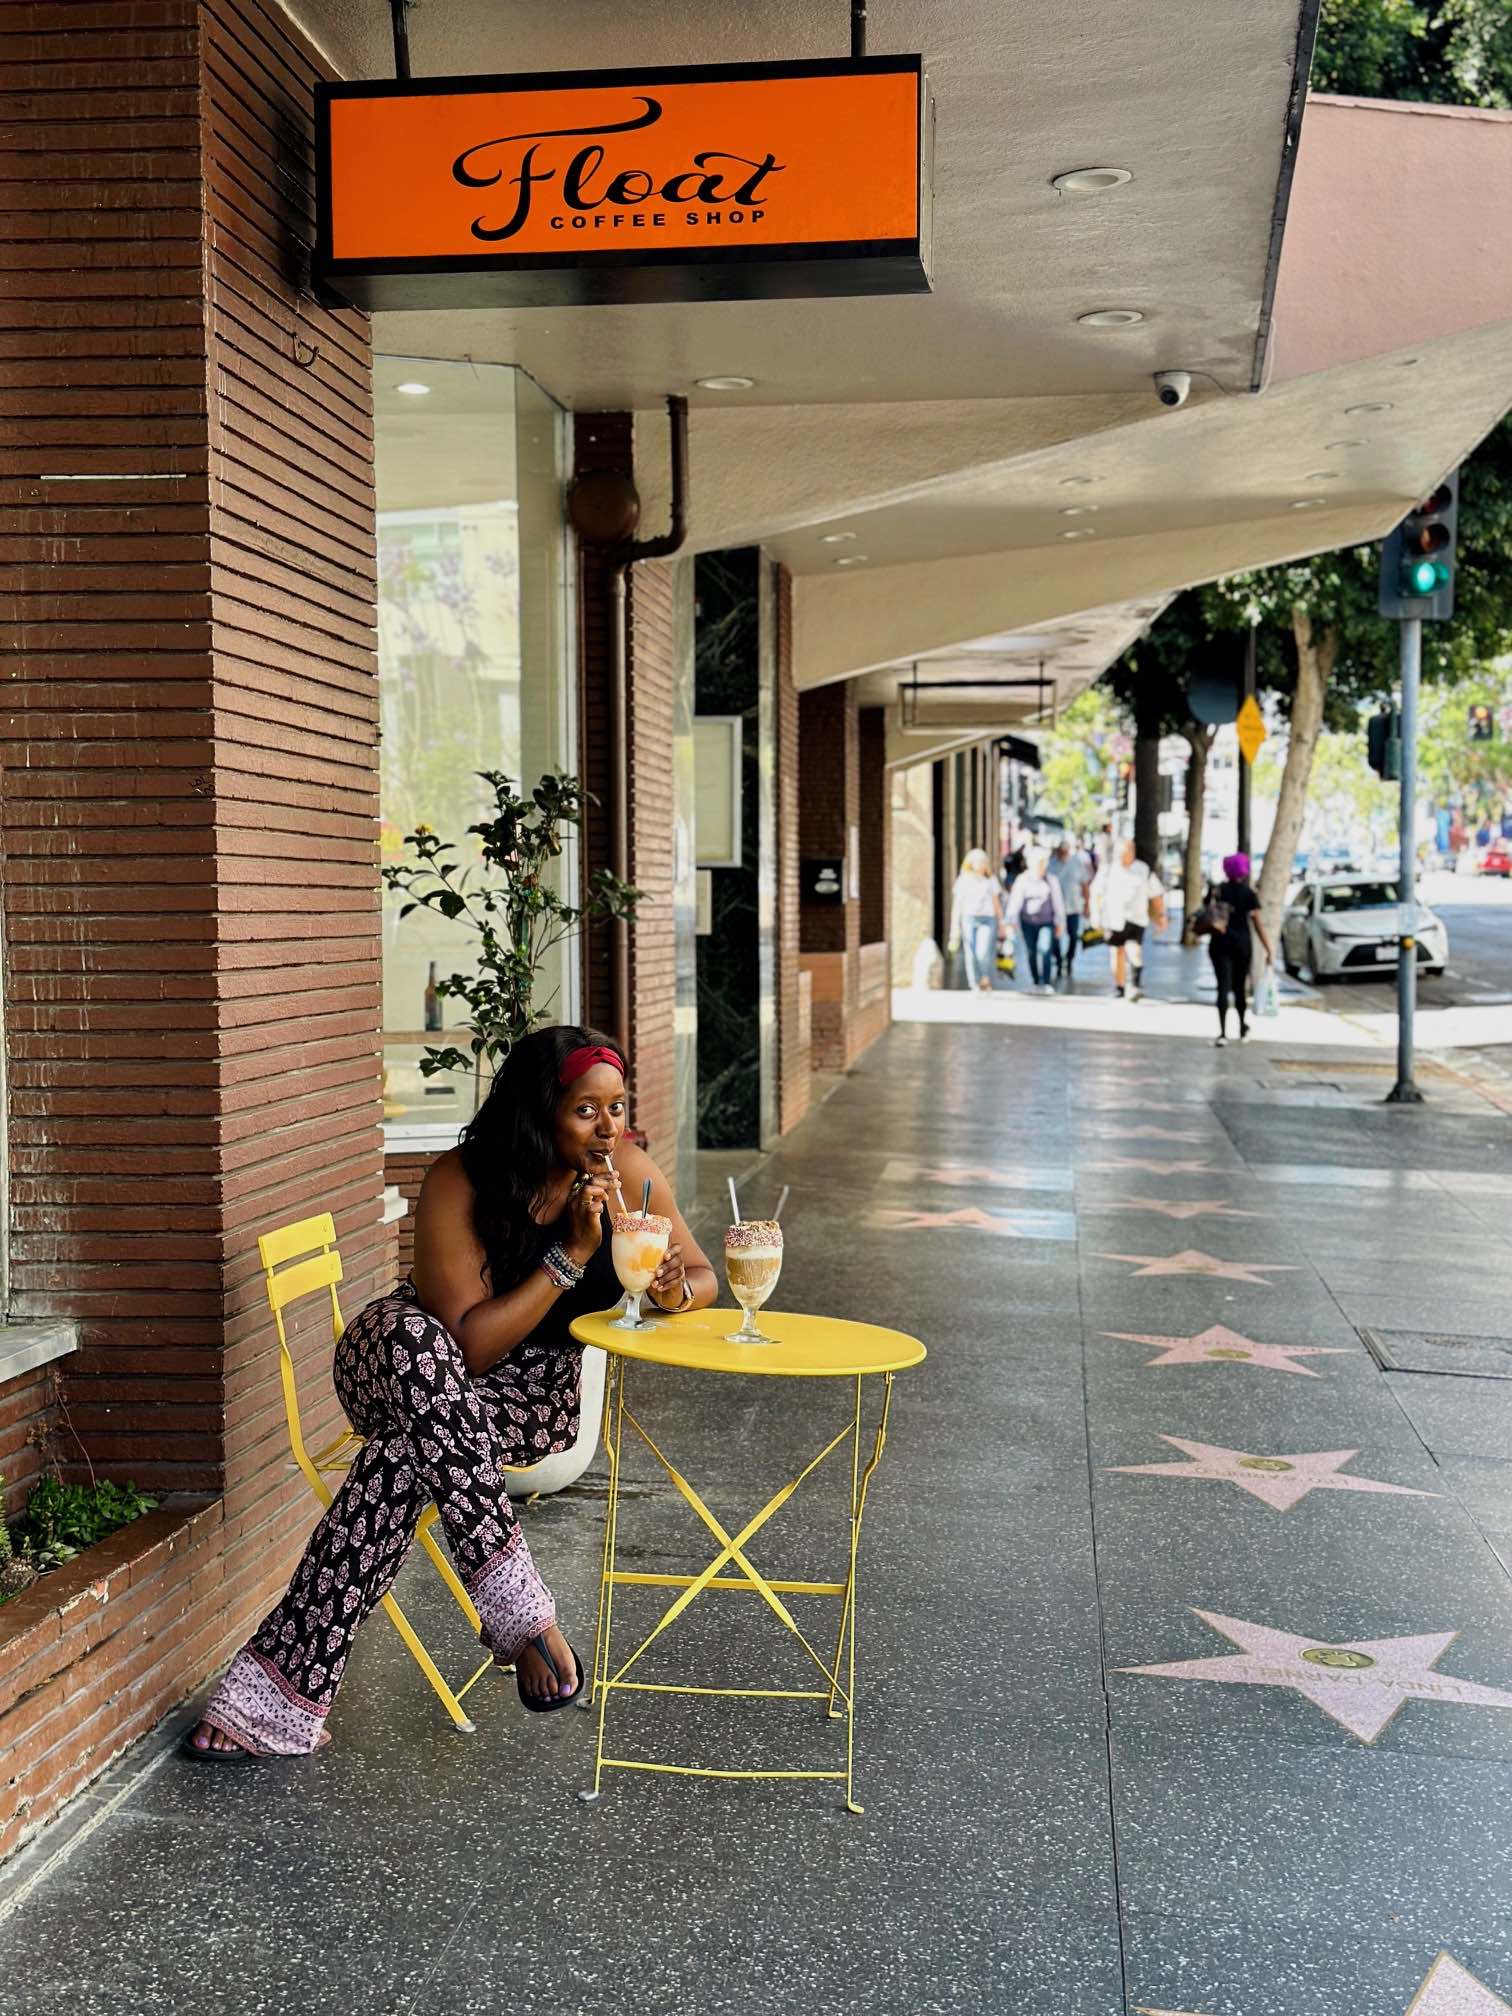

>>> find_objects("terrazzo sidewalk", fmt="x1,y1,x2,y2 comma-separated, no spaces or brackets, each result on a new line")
3,1004,1512,2016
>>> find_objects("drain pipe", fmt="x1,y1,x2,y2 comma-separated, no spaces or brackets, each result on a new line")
389,0,413,79
609,395,689,1048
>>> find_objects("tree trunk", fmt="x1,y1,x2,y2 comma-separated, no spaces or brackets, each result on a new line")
1256,607,1335,948
1133,691,1164,868
1180,723,1215,944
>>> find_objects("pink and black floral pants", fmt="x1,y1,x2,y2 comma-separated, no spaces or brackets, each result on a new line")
202,1282,581,1755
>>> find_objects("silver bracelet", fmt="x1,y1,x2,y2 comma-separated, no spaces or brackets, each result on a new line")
540,1243,584,1291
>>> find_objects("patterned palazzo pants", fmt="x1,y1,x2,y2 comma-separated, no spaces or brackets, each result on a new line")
203,1282,582,1755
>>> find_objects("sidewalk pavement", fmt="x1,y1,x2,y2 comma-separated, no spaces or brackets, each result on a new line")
3,992,1512,2014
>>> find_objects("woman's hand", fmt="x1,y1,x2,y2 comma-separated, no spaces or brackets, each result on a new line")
564,1172,613,1267
648,1240,689,1310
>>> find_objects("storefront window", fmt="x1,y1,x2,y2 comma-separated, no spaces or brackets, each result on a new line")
375,359,573,1136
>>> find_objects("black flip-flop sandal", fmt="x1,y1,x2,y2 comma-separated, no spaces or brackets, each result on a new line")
179,1727,257,1764
516,1634,583,1714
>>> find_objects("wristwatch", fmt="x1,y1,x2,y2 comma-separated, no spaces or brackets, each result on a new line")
656,1269,694,1313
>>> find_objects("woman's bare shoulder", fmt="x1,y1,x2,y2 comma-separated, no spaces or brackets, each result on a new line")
417,1148,474,1208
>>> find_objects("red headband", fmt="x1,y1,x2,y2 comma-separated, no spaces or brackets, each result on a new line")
558,1044,625,1087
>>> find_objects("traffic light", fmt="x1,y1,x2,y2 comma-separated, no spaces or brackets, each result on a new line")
1367,704,1402,780
1379,470,1458,620
1469,703,1495,742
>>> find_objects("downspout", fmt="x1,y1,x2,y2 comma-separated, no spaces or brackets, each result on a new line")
609,394,689,1048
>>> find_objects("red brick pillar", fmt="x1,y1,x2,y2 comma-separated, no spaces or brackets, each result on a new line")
774,568,810,1131
0,0,385,1848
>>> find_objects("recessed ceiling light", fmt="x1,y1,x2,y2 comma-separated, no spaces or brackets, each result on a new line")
1345,401,1393,415
833,555,868,567
1303,470,1340,482
395,381,431,396
1058,475,1098,488
1290,499,1325,510
1051,166,1133,194
1323,439,1364,450
1077,308,1144,328
1060,528,1096,540
695,375,755,391
1059,504,1099,517
820,531,857,544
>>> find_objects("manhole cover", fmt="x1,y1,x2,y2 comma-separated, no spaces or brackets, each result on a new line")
1360,1328,1512,1379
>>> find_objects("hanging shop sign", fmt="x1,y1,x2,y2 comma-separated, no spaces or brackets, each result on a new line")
314,57,931,311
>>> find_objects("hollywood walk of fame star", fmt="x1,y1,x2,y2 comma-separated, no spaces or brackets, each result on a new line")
1120,1609,1512,1743
880,1159,1048,1191
1087,1157,1217,1175
1093,1196,1264,1220
1134,1953,1512,2016
1105,1323,1350,1377
1105,1435,1438,1511
1112,1125,1208,1142
867,1205,1072,1240
1099,1248,1296,1284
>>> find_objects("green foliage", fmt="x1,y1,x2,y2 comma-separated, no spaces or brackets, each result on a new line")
1036,686,1129,833
1105,590,1255,733
381,770,643,1078
1417,665,1512,813
0,1474,159,1603
1314,0,1512,108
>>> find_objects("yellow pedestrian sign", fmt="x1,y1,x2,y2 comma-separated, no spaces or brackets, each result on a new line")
1236,695,1265,766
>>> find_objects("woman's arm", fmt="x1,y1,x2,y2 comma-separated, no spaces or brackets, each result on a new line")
612,1141,719,1314
1250,895,1274,960
411,1151,612,1377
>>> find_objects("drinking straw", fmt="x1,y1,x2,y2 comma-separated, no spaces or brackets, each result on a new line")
728,1176,741,1224
774,1185,790,1222
641,1177,652,1218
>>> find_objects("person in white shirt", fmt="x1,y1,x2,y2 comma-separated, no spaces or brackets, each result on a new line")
1048,839,1092,980
1089,837,1167,1000
1006,848,1067,995
947,848,1006,993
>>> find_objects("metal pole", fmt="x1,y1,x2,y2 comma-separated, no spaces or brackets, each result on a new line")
851,1,867,59
1236,624,1255,857
390,0,412,80
1387,616,1424,1104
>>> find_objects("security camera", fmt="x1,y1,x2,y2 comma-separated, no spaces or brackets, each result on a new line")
1154,370,1192,409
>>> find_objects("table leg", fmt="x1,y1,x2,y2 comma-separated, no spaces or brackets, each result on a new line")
826,1372,894,1815
579,1354,627,1805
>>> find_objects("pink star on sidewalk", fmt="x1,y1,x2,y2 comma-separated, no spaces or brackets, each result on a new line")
1105,1436,1438,1511
1409,1955,1512,2014
1134,1953,1511,2016
1095,1197,1263,1220
1120,1609,1512,1743
1105,1323,1350,1376
1099,1248,1296,1284
1088,1158,1217,1175
868,1205,1043,1237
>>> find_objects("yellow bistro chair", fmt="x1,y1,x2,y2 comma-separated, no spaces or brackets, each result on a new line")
258,1213,496,1733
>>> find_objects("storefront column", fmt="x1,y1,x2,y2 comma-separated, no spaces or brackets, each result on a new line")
774,567,811,1133
797,680,889,1072
2,0,384,1854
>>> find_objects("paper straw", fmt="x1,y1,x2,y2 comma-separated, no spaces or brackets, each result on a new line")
727,1176,741,1224
774,1185,790,1222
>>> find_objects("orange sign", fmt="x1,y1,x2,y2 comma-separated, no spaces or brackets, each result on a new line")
315,58,929,310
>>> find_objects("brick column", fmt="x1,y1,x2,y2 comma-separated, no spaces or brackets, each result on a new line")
1,0,384,1851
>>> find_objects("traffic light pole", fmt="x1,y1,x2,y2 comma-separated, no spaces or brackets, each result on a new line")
1387,615,1424,1105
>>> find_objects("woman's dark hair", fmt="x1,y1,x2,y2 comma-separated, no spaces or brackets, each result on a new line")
459,1024,627,1291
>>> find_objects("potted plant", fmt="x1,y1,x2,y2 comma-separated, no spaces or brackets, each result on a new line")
382,769,641,1090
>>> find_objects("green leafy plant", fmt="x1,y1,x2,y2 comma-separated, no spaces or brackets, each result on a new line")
2,1475,159,1594
381,770,642,1078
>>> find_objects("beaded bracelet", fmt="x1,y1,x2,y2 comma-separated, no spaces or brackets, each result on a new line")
540,1243,584,1292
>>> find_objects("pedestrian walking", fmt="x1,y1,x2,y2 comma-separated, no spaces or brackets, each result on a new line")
1048,837,1092,980
948,847,1006,993
1006,847,1067,995
1195,851,1273,1045
1089,838,1167,1001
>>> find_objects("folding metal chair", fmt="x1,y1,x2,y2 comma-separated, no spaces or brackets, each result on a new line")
258,1213,495,1733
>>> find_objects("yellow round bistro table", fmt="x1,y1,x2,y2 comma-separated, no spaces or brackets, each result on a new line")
568,1304,925,1814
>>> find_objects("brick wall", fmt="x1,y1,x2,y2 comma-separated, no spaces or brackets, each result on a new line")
0,0,384,1856
774,566,809,1134
625,559,678,1187
0,1367,53,1523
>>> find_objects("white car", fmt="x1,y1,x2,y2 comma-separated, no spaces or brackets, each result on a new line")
1281,876,1448,982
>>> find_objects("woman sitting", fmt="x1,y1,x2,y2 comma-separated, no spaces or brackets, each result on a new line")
185,1027,716,1758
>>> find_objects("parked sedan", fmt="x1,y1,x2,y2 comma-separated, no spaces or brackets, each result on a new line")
1281,877,1448,981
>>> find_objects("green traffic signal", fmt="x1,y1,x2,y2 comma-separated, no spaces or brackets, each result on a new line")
1407,557,1438,595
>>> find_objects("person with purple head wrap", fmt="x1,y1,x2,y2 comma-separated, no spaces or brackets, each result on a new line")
1202,852,1273,1044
